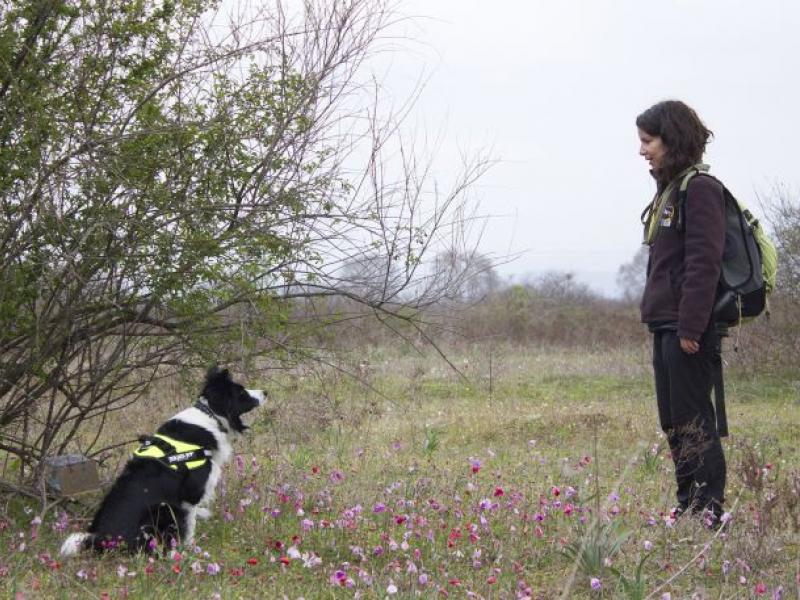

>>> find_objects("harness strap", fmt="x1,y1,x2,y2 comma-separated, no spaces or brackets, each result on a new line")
712,342,729,438
134,434,211,471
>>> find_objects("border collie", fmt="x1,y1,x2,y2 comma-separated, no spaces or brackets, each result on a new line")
60,367,264,555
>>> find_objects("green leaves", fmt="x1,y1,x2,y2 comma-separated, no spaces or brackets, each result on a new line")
0,0,362,470
563,521,631,578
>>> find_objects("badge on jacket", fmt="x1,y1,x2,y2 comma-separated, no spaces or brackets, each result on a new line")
660,204,675,228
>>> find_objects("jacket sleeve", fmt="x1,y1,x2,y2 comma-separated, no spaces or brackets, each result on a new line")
677,176,725,340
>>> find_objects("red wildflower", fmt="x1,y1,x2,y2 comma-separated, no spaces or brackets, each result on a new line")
493,487,504,497
279,556,290,566
448,578,461,586
486,576,497,584
172,564,181,574
447,527,462,547
247,558,259,566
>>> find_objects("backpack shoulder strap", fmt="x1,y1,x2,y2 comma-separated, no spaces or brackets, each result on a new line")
675,163,714,232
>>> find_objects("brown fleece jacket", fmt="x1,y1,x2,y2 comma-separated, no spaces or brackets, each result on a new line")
640,174,725,340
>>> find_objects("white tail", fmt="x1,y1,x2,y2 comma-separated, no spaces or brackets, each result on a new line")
60,532,90,556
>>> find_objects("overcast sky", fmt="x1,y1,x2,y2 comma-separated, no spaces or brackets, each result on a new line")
373,0,800,296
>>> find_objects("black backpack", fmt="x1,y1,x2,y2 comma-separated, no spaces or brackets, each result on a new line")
675,167,777,326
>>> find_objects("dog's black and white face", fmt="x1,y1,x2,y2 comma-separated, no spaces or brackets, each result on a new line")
202,367,265,433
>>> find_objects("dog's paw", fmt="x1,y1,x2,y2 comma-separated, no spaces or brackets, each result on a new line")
196,507,212,520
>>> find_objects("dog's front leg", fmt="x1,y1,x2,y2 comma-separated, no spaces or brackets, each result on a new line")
181,502,198,547
194,462,223,520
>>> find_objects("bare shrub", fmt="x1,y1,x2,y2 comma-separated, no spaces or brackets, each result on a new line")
730,438,799,566
0,0,488,490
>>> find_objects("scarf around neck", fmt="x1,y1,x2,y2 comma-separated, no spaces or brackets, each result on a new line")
641,163,709,245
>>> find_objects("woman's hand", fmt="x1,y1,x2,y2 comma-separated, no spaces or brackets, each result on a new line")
679,337,700,354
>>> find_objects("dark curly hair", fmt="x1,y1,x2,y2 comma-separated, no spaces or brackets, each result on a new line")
636,100,713,184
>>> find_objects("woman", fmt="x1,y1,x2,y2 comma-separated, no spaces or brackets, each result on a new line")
637,100,726,527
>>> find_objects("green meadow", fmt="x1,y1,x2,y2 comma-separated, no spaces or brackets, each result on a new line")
1,346,797,599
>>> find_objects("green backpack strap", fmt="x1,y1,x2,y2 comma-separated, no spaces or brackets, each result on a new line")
675,163,710,232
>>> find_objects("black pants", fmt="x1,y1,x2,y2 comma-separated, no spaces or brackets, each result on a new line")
652,327,726,512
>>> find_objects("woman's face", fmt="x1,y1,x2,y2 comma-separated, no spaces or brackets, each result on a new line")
638,128,666,172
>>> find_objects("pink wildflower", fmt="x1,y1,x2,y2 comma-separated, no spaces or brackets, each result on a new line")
53,512,69,532
206,563,221,575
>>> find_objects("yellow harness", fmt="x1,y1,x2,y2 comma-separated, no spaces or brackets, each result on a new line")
133,434,211,471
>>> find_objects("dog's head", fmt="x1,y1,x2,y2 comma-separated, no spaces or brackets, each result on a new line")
202,366,265,433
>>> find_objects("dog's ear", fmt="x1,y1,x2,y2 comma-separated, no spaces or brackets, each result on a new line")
206,365,230,381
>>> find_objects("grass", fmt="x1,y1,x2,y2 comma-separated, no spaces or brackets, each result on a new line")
1,345,798,598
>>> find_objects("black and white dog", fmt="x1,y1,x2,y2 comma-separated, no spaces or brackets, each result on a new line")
60,367,264,555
